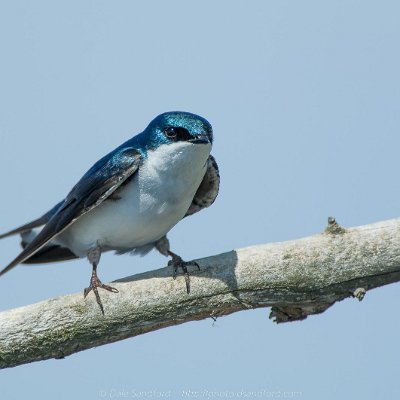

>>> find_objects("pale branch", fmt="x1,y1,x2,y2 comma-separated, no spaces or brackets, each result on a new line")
1,217,400,369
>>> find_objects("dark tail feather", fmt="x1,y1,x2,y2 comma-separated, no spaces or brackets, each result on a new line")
0,199,76,276
0,253,29,276
0,200,64,240
0,240,53,276
0,216,48,239
0,237,78,277
22,245,78,264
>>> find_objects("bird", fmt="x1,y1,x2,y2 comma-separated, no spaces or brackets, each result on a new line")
0,111,220,314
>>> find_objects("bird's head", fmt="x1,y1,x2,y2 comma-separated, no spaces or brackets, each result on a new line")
144,111,213,150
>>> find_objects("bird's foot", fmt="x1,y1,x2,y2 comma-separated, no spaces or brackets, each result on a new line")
168,252,200,294
83,273,119,315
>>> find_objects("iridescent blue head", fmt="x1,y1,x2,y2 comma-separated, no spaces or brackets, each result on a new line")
144,111,213,150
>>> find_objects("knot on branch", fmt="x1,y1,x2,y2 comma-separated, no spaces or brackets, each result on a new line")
269,302,334,324
352,287,366,301
325,217,346,235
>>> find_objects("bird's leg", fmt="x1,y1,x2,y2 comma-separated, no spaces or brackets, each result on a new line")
155,236,200,294
84,244,119,315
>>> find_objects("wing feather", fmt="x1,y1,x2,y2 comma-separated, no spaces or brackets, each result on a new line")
0,148,142,276
185,154,220,217
0,201,64,239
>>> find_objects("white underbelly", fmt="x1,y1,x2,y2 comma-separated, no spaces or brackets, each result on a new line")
54,142,210,257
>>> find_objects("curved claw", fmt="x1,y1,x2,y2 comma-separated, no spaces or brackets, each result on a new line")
83,273,119,315
167,253,200,294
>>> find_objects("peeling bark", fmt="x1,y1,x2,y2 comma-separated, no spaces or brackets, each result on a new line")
1,217,400,369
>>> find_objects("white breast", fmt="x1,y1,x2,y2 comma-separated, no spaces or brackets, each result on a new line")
55,142,211,257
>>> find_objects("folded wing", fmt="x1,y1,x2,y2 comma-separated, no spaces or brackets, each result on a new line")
0,148,142,276
185,154,220,217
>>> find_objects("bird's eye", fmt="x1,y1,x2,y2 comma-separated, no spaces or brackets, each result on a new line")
164,127,177,139
163,126,192,141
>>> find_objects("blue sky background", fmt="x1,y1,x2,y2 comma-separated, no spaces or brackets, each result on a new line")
0,1,400,399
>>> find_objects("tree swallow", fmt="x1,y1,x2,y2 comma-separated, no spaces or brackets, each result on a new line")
0,111,220,314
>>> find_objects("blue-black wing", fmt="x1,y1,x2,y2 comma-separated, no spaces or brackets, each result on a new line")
185,154,220,217
0,147,142,276
0,201,64,240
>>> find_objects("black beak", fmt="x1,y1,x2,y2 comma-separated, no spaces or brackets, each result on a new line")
190,133,211,144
